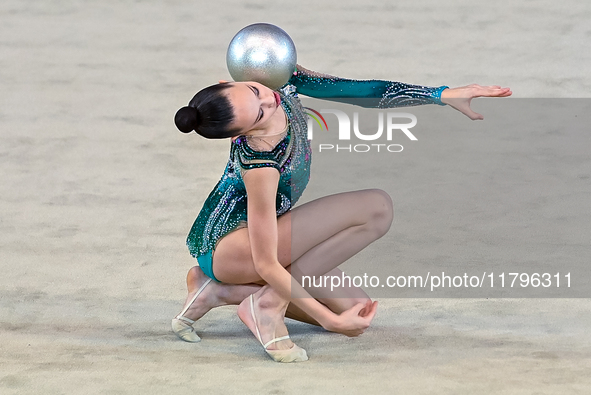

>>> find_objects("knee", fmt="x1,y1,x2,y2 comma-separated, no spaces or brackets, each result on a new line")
365,189,393,238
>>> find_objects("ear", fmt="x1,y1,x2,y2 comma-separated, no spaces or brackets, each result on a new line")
218,80,230,84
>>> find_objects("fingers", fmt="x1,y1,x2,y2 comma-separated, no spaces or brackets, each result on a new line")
467,109,484,120
358,300,372,317
358,300,379,316
454,101,484,120
356,301,378,328
442,86,512,106
476,86,512,98
364,301,378,322
491,87,512,97
349,302,367,316
354,303,377,336
337,300,379,337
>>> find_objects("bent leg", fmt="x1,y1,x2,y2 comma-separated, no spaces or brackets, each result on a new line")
174,266,261,322
213,189,392,347
212,188,393,286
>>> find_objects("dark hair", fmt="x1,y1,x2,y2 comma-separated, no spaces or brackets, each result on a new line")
174,83,240,139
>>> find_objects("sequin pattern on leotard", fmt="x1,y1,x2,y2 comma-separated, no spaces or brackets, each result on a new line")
186,88,311,259
287,66,448,108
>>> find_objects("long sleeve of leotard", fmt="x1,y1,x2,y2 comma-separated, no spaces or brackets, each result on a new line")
286,65,448,108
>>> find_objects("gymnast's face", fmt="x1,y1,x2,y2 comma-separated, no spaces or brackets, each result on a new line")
222,81,282,135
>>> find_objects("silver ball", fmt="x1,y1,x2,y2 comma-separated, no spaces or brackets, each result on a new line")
226,23,297,90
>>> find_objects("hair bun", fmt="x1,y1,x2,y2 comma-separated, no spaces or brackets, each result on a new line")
174,106,200,133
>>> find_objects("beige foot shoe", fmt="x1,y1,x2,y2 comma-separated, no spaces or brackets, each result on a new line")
171,278,212,342
248,294,308,362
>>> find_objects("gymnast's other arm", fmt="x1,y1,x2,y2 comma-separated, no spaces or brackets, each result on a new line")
291,64,512,120
243,167,377,337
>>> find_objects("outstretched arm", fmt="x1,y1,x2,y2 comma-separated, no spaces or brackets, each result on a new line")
288,64,448,108
289,65,512,119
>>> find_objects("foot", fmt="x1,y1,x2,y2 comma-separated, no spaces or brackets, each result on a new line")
237,286,294,351
173,266,261,342
176,266,261,323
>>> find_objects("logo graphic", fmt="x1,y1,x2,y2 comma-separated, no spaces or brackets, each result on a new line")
304,107,328,131
303,107,418,153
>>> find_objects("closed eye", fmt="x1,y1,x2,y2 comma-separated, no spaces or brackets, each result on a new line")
248,85,264,123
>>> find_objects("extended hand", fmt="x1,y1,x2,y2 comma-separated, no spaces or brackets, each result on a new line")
327,300,378,337
440,84,512,120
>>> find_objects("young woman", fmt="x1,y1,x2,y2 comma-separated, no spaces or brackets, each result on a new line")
172,65,511,362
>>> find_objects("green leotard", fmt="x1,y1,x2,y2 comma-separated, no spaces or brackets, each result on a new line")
186,69,448,281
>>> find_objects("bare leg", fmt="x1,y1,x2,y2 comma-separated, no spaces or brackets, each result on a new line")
213,189,393,345
213,189,393,283
174,266,261,323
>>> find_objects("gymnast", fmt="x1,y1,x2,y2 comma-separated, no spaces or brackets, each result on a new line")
172,64,511,362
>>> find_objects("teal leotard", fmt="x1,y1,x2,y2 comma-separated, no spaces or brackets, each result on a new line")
186,69,448,282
